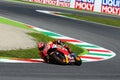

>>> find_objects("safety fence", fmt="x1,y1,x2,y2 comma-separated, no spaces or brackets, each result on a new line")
25,0,120,15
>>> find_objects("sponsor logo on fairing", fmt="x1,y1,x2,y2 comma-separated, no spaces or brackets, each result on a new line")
45,0,57,6
74,0,95,11
101,0,120,15
58,0,71,7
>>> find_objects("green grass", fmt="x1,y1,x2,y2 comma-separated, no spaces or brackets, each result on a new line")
0,48,39,58
0,17,88,58
56,13,120,27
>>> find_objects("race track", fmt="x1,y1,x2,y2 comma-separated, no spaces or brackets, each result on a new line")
0,0,120,80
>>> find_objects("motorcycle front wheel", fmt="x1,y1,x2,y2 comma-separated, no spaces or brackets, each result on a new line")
75,57,82,66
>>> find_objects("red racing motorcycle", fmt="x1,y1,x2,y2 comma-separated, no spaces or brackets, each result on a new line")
38,41,82,65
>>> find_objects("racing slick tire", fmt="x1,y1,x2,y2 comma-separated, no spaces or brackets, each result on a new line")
75,57,82,66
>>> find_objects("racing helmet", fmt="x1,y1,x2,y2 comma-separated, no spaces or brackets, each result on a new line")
38,42,45,50
57,40,61,45
56,40,65,46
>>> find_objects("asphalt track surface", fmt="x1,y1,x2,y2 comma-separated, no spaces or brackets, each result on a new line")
0,0,120,80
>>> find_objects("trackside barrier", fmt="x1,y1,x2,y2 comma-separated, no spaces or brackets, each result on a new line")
25,0,120,15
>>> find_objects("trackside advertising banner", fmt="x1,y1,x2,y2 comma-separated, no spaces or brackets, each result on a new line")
74,0,95,11
45,0,57,6
27,0,120,15
101,0,120,15
58,0,71,8
29,0,44,3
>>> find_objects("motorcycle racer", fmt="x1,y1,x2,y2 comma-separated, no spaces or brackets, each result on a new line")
38,40,81,64
38,40,70,58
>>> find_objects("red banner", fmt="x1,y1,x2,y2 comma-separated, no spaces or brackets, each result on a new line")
30,0,44,3
58,0,71,8
74,0,95,11
101,6,120,15
45,0,57,6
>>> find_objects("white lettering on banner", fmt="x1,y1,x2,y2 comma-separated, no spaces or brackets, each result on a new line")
102,0,120,7
102,0,120,15
45,0,57,5
58,0,71,7
102,5,120,15
58,2,70,7
75,2,94,11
